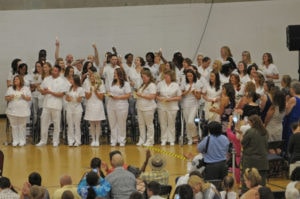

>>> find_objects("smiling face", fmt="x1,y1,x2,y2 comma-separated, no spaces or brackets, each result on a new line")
186,72,194,83
141,73,150,84
13,76,21,87
134,57,141,67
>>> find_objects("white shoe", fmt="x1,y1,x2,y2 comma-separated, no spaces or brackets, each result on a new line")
90,141,95,147
120,143,125,147
94,141,100,147
111,143,116,147
143,142,153,147
136,141,144,146
19,142,26,146
170,142,175,146
36,142,46,147
161,141,166,146
74,143,80,147
12,142,19,147
53,142,59,147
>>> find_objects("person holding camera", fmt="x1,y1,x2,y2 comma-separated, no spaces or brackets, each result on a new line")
197,121,229,181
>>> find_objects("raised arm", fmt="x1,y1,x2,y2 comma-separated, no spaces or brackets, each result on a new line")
93,44,100,67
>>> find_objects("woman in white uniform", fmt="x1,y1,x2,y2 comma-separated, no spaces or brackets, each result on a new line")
181,69,202,145
202,71,222,122
84,72,106,147
157,70,182,146
136,68,157,146
5,75,31,146
107,68,131,146
65,75,85,146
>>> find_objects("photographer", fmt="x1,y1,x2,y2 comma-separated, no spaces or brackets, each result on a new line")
197,121,229,181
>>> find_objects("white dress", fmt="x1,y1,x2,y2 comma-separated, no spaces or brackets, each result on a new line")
5,86,31,117
266,107,285,141
83,81,106,121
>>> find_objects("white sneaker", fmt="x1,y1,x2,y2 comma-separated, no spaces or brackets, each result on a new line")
143,142,153,147
36,142,46,147
111,143,116,147
120,143,125,147
94,141,100,147
19,142,26,147
136,141,144,146
12,142,19,147
53,142,59,147
161,141,166,146
170,142,175,146
74,143,80,147
90,141,95,147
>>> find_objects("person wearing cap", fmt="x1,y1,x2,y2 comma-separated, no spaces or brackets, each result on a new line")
0,176,19,199
140,154,169,185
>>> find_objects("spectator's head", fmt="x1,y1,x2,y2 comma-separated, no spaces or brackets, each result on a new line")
29,172,42,186
291,81,300,96
173,184,194,199
127,165,141,178
29,185,45,199
258,186,274,199
208,121,222,137
0,177,11,189
86,171,99,199
61,190,74,199
189,170,203,178
59,175,72,187
90,157,101,170
109,150,122,161
111,153,124,168
147,181,160,197
188,175,206,194
129,191,144,199
149,154,166,171
281,75,292,88
243,167,262,189
291,167,300,181
222,175,234,191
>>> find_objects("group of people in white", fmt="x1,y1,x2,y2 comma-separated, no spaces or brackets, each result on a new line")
5,41,291,149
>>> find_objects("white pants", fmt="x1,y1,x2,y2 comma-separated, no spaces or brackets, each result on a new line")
89,121,101,143
7,115,27,145
40,108,61,145
107,107,128,145
66,110,82,145
158,109,177,143
137,109,155,145
182,106,198,141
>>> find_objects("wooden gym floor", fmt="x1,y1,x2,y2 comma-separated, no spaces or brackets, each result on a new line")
0,118,288,196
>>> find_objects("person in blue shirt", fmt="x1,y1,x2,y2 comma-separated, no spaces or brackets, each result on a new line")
77,171,111,199
198,121,229,181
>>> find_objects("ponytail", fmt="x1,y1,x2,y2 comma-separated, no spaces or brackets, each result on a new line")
87,186,96,199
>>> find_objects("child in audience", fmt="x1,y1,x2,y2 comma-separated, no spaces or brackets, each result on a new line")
220,176,238,199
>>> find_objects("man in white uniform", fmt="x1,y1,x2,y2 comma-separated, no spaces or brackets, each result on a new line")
102,54,120,91
36,65,68,147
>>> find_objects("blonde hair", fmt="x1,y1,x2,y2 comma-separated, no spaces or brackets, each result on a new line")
213,60,222,73
188,175,211,192
221,46,233,57
164,70,176,82
243,168,262,188
90,72,102,89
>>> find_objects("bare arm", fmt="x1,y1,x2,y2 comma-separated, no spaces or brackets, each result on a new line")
286,97,296,115
264,105,275,127
93,44,100,67
55,39,60,60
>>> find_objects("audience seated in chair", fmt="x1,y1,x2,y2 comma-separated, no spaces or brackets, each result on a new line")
21,172,50,199
141,154,169,185
147,181,165,199
105,152,136,199
52,174,80,199
172,184,194,199
0,176,19,199
188,175,220,199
